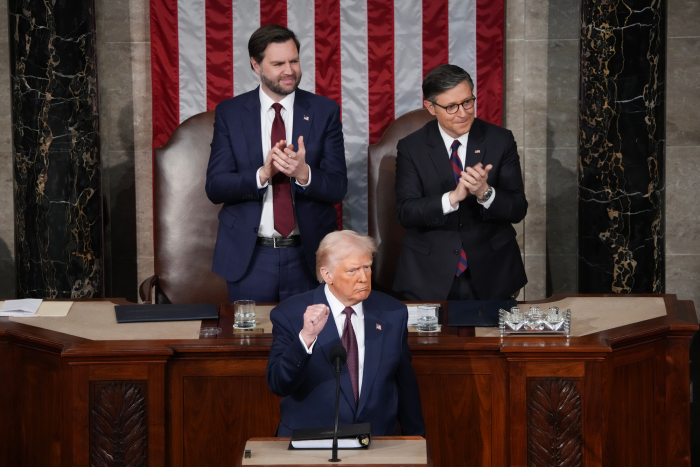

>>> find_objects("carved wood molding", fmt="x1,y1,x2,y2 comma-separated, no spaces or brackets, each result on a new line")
527,378,583,467
90,381,148,467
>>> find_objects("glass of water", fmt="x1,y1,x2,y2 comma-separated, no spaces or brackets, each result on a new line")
234,300,256,328
416,305,438,332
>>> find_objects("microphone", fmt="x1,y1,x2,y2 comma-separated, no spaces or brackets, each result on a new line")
329,344,347,375
328,344,347,462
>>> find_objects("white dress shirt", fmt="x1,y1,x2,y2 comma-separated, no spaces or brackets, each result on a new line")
254,87,311,237
437,123,496,214
299,284,366,398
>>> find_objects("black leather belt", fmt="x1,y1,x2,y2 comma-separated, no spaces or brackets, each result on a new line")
256,235,302,248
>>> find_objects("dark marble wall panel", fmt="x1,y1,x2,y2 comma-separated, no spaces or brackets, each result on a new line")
578,0,666,293
10,0,103,297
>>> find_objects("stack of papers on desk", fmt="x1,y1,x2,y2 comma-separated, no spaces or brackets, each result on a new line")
0,299,42,317
0,300,73,317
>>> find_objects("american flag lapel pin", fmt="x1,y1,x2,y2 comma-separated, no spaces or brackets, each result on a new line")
475,149,481,153
376,323,382,331
304,115,309,121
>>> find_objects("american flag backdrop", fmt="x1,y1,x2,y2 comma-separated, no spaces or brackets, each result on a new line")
150,0,504,233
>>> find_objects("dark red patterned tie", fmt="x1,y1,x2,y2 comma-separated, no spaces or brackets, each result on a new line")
450,140,468,276
270,103,294,238
341,307,359,405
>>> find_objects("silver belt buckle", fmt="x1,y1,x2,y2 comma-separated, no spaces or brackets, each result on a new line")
273,237,281,248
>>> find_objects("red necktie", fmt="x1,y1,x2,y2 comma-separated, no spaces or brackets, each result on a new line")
341,307,359,405
270,103,294,238
450,140,468,276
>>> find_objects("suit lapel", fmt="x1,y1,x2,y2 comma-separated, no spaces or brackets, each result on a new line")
464,118,486,170
292,90,313,152
243,88,264,167
290,90,313,201
356,304,385,418
426,121,458,191
316,287,358,416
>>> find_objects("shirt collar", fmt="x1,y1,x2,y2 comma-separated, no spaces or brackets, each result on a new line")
259,86,295,113
437,122,469,154
324,284,364,321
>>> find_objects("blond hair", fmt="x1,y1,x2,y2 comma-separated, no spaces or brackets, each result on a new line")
315,230,377,282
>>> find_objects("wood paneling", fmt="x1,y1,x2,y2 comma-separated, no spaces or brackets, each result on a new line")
583,361,603,467
611,357,655,467
416,373,493,467
527,378,583,467
18,348,62,467
181,376,281,467
665,337,692,467
0,341,10,467
89,364,150,380
0,295,695,467
526,361,585,378
90,381,148,467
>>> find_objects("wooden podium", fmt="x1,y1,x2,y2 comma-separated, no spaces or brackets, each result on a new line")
241,437,429,466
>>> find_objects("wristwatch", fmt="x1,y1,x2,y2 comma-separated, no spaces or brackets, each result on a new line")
478,185,493,203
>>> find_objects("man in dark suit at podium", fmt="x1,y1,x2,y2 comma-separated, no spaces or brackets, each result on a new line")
393,64,528,301
267,231,425,437
206,25,347,303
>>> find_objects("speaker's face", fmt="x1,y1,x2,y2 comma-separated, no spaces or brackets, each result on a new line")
425,81,476,139
323,249,373,307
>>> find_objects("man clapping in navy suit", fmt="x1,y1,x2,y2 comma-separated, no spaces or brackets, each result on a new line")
267,231,425,437
206,25,347,303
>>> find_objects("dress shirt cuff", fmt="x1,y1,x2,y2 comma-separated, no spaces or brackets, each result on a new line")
299,332,316,353
442,192,459,214
477,187,496,209
256,167,270,189
294,165,312,188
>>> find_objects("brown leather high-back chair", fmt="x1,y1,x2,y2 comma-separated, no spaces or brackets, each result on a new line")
139,111,229,304
368,108,435,294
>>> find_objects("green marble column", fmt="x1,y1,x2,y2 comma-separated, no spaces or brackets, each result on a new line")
10,0,103,297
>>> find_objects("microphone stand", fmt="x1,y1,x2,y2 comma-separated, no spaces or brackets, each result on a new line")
329,356,342,462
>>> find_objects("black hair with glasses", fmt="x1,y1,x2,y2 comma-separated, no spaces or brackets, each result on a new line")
248,24,301,71
422,64,475,104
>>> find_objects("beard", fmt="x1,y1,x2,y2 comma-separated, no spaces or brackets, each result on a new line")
260,69,302,96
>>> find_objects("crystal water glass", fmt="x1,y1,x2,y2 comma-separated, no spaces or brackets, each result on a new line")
416,305,438,332
234,300,256,328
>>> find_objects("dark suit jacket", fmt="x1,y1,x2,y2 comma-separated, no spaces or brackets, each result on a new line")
205,88,347,282
393,118,528,300
266,285,426,437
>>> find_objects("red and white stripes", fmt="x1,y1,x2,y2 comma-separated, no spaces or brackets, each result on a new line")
150,0,504,232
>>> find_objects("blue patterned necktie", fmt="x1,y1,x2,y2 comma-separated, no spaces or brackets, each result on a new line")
450,140,468,276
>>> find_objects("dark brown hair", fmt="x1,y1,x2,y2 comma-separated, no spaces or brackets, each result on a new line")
422,64,474,103
248,24,301,70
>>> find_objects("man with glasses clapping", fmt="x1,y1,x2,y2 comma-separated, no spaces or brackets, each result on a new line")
393,64,528,301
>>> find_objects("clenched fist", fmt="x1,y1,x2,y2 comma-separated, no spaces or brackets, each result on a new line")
300,304,330,347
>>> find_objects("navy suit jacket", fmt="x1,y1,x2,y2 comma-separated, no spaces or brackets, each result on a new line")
393,118,528,300
206,88,347,282
266,285,426,437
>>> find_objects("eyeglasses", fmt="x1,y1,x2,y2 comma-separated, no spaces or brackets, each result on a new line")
431,96,477,115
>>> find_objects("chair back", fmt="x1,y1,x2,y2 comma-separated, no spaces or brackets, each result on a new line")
367,108,435,293
153,111,229,303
